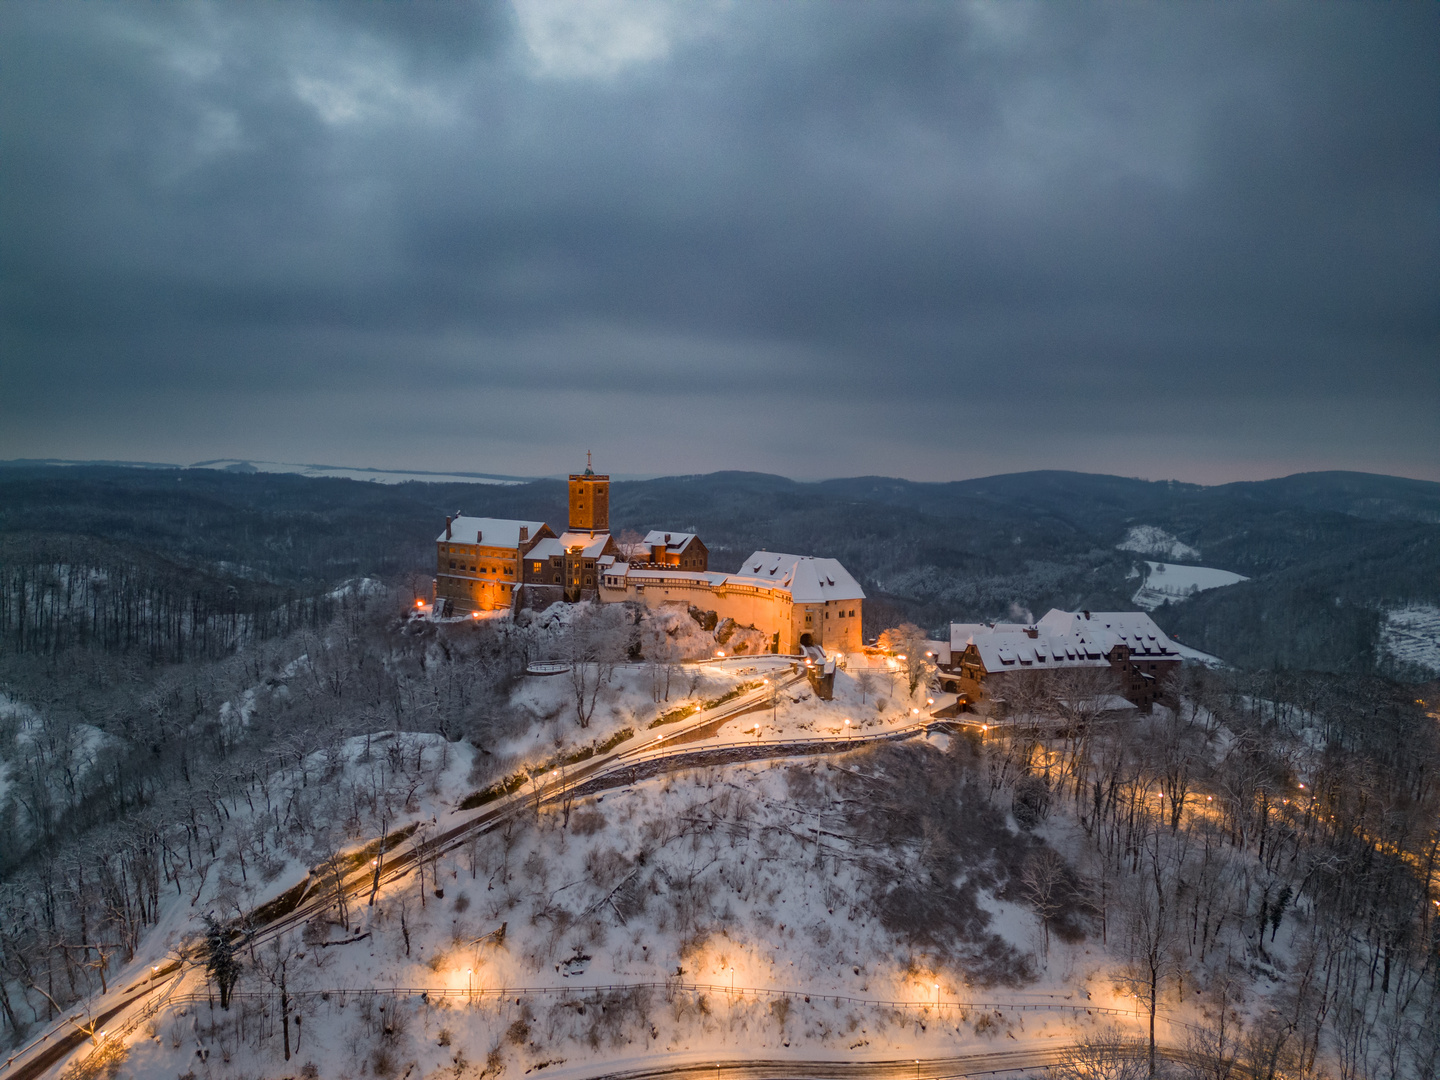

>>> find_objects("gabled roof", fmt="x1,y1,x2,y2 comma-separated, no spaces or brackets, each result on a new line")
729,551,865,603
642,530,702,554
951,608,1181,672
1036,609,1181,658
438,516,548,548
524,538,565,561
954,627,1111,672
556,532,613,558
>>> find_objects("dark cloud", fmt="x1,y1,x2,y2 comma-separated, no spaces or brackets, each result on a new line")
1,0,1436,481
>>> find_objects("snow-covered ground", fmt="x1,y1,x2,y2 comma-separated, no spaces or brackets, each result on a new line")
1116,526,1200,562
1130,561,1247,611
0,693,119,847
111,738,1164,1080
1379,604,1440,677
188,460,530,485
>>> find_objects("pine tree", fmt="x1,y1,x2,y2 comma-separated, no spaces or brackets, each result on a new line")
203,915,241,1010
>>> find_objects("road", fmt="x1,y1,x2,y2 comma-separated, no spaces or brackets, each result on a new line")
574,1044,1200,1080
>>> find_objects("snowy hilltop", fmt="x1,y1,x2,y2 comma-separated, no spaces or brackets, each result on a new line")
2,587,1437,1080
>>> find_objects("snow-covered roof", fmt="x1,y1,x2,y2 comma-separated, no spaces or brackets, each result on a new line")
923,640,952,664
952,626,1111,672
728,552,865,603
950,608,1181,672
556,532,612,558
524,538,565,561
1036,609,1181,658
438,516,547,548
642,530,701,554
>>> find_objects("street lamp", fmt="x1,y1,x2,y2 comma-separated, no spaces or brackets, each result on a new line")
844,718,850,742
466,967,473,1000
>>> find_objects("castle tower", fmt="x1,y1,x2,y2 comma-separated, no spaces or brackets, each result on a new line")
568,452,609,535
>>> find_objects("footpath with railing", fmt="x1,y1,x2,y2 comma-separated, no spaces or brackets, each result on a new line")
95,979,1183,1030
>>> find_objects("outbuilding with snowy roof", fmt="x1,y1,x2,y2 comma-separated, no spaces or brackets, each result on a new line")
939,608,1182,711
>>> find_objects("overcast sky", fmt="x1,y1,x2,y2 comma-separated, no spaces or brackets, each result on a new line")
2,1,1436,483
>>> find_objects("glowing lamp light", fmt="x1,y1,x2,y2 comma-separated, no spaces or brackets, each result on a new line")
471,612,480,619
716,650,725,657
897,654,907,661
415,599,423,608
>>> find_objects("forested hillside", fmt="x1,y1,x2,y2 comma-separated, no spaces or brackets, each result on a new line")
2,465,1437,675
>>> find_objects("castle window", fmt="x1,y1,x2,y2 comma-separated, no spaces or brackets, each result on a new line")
449,561,456,568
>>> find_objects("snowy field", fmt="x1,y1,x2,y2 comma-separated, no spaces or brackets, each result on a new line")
1379,604,1440,677
1116,526,1200,562
1130,561,1247,611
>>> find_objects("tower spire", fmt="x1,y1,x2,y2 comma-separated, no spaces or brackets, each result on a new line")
586,449,592,475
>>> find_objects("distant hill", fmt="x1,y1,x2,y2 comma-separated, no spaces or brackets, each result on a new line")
1,464,1437,677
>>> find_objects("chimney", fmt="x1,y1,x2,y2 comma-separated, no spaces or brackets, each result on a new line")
664,533,671,543
445,516,452,540
1083,610,1091,620
1025,626,1038,638
519,526,529,543
476,530,483,543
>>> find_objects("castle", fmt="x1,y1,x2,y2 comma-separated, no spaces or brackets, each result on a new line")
433,462,865,655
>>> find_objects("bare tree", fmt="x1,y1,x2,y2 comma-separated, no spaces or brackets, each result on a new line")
255,934,298,1061
1020,847,1068,960
1118,833,1182,1076
640,618,683,703
1050,1028,1149,1080
877,623,930,696
1184,967,1245,1080
1048,665,1122,729
561,606,631,727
